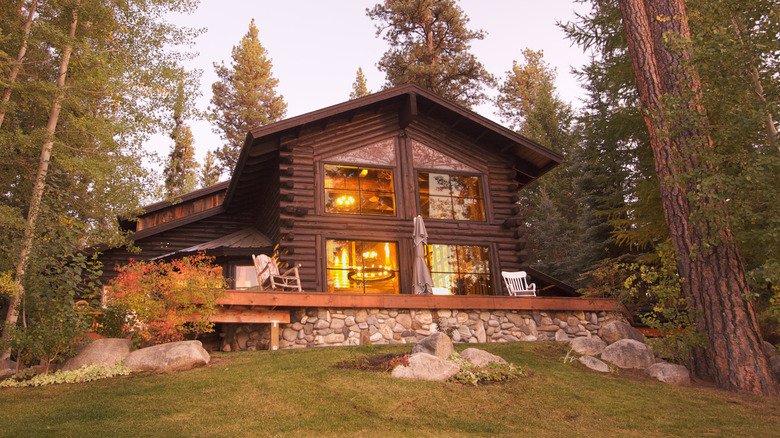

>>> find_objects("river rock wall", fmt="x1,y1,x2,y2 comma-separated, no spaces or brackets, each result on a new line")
219,307,625,351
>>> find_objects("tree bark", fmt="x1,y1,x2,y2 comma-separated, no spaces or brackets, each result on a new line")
617,0,778,395
1,9,78,360
0,0,39,128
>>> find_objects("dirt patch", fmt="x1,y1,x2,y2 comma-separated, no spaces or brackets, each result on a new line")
334,353,410,373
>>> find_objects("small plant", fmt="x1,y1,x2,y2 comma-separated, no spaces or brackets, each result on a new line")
0,363,132,388
447,354,527,386
561,348,578,364
8,367,38,382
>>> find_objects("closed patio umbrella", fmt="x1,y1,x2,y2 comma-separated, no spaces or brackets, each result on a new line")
413,215,434,295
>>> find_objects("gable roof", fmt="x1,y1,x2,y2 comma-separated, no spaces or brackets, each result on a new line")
224,84,563,211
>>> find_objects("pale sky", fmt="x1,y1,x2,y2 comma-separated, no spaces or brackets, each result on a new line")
155,0,593,169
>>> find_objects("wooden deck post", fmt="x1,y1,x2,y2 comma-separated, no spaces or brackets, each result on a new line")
270,321,279,351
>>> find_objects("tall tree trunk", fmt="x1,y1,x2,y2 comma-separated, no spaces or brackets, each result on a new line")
0,0,39,128
617,0,778,395
1,9,78,360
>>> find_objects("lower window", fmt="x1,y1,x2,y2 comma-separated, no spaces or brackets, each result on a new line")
326,239,399,294
425,244,493,295
233,265,259,290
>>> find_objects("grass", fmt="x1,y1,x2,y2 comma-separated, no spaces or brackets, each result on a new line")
1,342,778,437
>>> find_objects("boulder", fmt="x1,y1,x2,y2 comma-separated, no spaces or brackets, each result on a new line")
124,340,210,373
770,355,780,380
554,329,570,342
391,353,460,381
459,348,508,367
0,358,17,374
411,332,454,359
570,337,607,356
579,355,610,373
645,362,691,386
62,338,132,371
598,321,645,344
601,339,655,369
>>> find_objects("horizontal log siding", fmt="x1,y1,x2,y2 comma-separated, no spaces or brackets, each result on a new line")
275,105,526,295
251,162,282,246
98,211,256,283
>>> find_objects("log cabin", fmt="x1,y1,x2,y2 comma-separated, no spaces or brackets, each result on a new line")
98,84,624,351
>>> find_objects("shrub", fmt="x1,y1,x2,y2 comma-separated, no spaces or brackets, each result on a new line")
447,354,527,386
0,363,132,388
108,253,226,346
1,252,102,373
623,242,705,365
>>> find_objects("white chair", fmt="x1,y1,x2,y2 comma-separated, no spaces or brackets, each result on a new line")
501,271,536,297
252,254,303,292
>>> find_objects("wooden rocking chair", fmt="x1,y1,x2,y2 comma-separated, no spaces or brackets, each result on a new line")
252,254,303,292
501,271,536,297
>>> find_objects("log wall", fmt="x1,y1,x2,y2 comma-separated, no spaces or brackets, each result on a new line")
268,105,528,295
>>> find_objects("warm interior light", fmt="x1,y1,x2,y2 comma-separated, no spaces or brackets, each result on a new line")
336,195,355,206
339,249,348,287
359,169,368,177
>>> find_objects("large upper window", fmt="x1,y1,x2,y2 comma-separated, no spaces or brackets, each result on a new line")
425,244,493,295
418,172,485,221
326,239,399,294
324,165,395,216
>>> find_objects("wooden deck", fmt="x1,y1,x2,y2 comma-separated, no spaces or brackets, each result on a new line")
212,290,626,324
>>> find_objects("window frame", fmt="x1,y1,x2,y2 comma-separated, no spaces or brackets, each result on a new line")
324,238,401,294
225,261,259,290
424,243,494,295
415,169,487,222
322,162,398,218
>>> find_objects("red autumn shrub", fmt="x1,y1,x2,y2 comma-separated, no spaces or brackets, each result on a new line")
108,253,226,345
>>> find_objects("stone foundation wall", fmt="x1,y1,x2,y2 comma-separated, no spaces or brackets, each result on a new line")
219,307,625,351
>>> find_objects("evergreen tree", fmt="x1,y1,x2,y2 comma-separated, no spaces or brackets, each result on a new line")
210,19,287,176
496,50,583,285
617,0,776,396
163,73,199,197
367,0,494,108
200,150,221,188
349,67,371,99
561,0,666,252
496,49,557,133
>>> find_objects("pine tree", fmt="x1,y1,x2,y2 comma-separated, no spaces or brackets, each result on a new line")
200,150,221,188
496,50,584,285
617,0,776,395
367,0,494,108
210,19,287,175
163,73,199,198
349,67,371,99
496,49,557,133
565,0,780,394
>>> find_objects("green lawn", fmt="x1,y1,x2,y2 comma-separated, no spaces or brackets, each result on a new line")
1,342,778,437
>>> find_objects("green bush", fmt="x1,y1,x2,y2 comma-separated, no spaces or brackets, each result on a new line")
447,354,527,386
0,363,131,388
